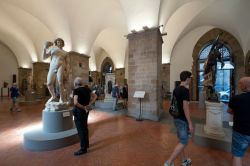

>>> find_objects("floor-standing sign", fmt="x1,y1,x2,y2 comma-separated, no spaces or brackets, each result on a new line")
133,91,145,121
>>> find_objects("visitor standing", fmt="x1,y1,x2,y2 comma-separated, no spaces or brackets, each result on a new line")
227,77,250,166
72,77,97,156
164,71,193,166
10,82,21,112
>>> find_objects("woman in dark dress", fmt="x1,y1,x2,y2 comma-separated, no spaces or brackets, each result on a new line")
122,84,128,109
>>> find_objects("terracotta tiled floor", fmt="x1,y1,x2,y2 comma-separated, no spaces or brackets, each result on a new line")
0,98,249,166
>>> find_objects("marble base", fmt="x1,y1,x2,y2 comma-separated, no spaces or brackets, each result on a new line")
204,101,225,137
104,93,113,101
204,124,225,137
43,109,74,133
194,124,232,152
23,128,78,151
23,109,78,151
45,101,70,112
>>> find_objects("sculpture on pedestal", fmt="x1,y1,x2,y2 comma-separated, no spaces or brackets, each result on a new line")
202,33,228,137
43,38,70,110
23,38,76,151
202,32,226,102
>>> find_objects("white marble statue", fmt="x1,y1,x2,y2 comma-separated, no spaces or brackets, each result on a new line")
43,38,69,104
27,74,33,91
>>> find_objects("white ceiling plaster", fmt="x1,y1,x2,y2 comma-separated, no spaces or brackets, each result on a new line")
1,0,250,69
159,0,193,31
92,28,127,69
0,5,34,67
119,0,161,31
61,0,127,55
1,2,54,62
162,0,213,63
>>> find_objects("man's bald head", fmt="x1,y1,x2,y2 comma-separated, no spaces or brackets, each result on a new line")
239,77,250,92
74,77,83,88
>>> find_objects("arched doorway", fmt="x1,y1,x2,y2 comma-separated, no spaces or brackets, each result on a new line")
100,57,114,93
197,42,234,102
192,28,244,101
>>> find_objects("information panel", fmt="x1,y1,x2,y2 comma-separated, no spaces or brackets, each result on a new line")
133,91,145,98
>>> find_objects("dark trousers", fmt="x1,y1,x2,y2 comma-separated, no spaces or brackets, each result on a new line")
73,107,89,150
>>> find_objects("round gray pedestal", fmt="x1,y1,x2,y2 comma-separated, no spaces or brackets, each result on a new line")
43,109,74,133
23,109,78,151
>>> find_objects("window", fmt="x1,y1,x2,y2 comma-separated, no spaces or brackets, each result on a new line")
198,43,234,102
103,63,113,74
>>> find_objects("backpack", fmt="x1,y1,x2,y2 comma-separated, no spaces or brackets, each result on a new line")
169,94,179,117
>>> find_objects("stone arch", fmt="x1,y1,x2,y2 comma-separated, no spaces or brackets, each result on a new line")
245,51,250,76
101,57,115,74
100,57,115,88
191,28,244,100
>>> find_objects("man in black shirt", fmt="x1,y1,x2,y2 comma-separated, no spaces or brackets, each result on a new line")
228,77,250,166
73,77,97,156
165,71,193,166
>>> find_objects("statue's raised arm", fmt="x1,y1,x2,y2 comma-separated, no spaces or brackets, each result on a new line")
43,41,53,60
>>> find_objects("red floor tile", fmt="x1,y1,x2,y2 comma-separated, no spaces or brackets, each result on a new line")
0,98,249,166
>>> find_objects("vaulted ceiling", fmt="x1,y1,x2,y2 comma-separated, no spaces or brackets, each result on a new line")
1,0,250,70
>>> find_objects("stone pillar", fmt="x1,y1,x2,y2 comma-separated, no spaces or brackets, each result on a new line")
127,28,163,121
204,101,225,137
161,64,170,99
18,67,32,95
33,62,49,97
90,71,101,85
68,51,89,89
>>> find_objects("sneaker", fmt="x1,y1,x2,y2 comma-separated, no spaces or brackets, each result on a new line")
16,109,21,112
164,161,174,166
182,158,192,166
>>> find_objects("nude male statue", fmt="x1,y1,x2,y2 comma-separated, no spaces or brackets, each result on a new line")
43,38,68,103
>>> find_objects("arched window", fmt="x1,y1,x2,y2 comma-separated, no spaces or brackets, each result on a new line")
102,62,113,73
198,43,234,102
